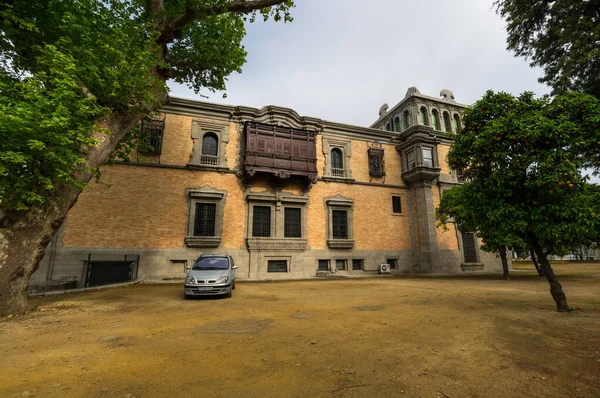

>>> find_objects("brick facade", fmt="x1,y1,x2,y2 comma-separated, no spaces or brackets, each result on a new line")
32,87,506,288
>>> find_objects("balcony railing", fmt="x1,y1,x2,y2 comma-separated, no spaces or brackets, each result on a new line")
243,122,317,181
200,155,219,166
331,168,345,177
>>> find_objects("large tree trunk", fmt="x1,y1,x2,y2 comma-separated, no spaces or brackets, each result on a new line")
0,112,145,316
499,246,509,280
530,248,544,276
528,234,570,312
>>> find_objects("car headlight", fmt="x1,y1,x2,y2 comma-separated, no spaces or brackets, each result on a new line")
186,276,196,284
216,275,228,284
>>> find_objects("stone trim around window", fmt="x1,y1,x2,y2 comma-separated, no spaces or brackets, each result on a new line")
188,119,230,171
325,195,354,249
245,191,309,251
322,137,354,181
184,187,226,248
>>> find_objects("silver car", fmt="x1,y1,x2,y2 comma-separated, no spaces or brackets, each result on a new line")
184,255,237,299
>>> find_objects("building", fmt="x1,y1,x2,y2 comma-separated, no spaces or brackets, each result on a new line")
31,87,505,289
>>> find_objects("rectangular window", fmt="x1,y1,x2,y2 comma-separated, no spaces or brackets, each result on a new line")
332,210,348,239
336,259,347,271
318,259,330,271
140,119,164,155
392,196,402,214
194,203,216,236
352,259,364,271
387,258,398,270
284,208,302,238
267,260,288,273
407,150,416,170
252,206,271,237
422,148,433,167
368,148,385,177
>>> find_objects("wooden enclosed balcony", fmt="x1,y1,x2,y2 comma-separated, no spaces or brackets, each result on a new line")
243,122,317,181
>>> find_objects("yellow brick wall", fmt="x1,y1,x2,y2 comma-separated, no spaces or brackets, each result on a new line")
64,165,246,249
432,185,458,250
437,143,451,175
307,183,411,251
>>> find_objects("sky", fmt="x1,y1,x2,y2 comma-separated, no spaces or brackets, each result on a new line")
168,0,552,127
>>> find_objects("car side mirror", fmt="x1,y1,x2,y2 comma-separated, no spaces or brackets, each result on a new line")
232,266,238,270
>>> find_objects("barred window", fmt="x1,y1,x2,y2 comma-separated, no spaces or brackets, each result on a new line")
284,208,301,238
336,259,347,271
318,259,330,271
392,196,402,214
268,260,287,273
201,133,218,156
332,210,348,239
194,203,216,236
140,119,164,155
252,206,271,237
368,148,385,177
352,259,364,271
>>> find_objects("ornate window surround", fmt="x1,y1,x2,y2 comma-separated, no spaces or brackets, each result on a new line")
325,195,354,249
322,137,354,181
245,191,309,251
184,187,226,248
188,119,230,170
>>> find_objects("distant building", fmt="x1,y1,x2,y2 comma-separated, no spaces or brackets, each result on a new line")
32,87,505,289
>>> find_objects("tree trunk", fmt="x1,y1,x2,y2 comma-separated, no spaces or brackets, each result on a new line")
499,247,509,280
0,111,146,316
530,248,544,276
528,234,570,312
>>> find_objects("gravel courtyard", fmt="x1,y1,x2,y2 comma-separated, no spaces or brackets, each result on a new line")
1,263,599,397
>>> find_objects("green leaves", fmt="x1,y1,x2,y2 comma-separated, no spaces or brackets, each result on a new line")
495,0,600,98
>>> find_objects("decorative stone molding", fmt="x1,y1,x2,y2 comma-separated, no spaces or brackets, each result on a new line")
461,263,484,272
184,186,226,248
324,195,354,250
188,119,229,170
246,238,308,251
326,239,355,250
184,236,221,248
322,137,353,180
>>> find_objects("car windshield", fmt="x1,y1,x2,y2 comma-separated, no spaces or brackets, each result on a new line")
192,257,229,270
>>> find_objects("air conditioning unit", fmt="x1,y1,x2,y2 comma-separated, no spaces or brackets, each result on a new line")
379,263,391,274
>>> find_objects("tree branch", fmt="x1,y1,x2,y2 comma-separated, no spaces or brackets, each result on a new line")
148,0,164,14
160,0,288,43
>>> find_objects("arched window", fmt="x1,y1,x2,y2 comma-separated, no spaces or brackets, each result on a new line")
443,112,451,132
385,122,391,131
432,110,441,130
201,133,219,156
331,148,343,170
403,110,410,130
420,107,429,126
453,114,461,131
394,116,400,132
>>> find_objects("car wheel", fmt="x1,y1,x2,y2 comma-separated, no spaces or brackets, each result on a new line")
224,290,232,298
232,281,236,290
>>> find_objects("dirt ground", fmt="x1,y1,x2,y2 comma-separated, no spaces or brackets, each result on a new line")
1,263,599,398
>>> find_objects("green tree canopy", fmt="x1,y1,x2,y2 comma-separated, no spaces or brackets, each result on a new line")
439,90,600,311
0,0,294,316
495,0,600,98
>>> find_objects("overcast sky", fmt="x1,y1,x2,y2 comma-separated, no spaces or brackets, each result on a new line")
168,0,551,127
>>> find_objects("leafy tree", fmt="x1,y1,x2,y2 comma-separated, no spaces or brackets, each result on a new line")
495,0,600,98
441,90,600,312
0,0,294,316
436,180,526,281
